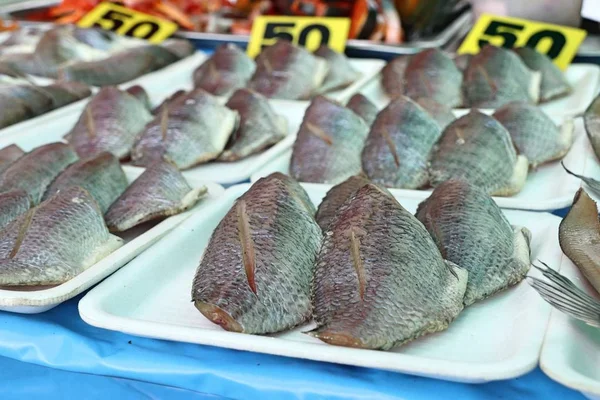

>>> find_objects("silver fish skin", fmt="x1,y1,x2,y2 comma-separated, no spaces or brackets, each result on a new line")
463,45,541,108
315,174,371,231
0,186,123,287
126,85,152,110
0,144,24,174
493,102,573,168
415,179,532,306
429,111,529,196
584,94,600,161
381,55,410,99
362,95,441,189
67,87,153,160
314,45,361,93
192,172,322,334
404,48,463,108
193,44,256,96
248,40,329,100
346,94,378,126
105,161,206,232
131,88,239,169
43,152,128,214
219,89,287,161
310,183,467,350
290,96,369,184
0,190,32,230
0,142,78,205
40,82,92,108
414,97,455,130
513,46,571,102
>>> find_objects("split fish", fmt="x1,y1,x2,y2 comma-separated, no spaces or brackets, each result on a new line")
193,44,256,96
415,179,532,305
0,186,123,287
192,172,322,334
0,190,32,230
126,85,152,111
381,55,410,99
218,89,287,161
362,95,441,189
0,95,31,128
414,97,455,129
346,94,378,126
309,183,467,350
105,161,206,232
43,152,128,213
0,145,24,173
315,174,371,231
40,82,91,108
514,46,571,102
314,45,361,93
152,90,186,115
248,40,329,100
0,84,53,116
0,142,78,205
584,94,600,161
493,102,573,168
289,96,369,184
429,111,529,196
131,88,239,169
67,87,153,160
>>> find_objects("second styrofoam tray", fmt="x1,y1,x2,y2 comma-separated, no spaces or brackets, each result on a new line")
79,184,555,383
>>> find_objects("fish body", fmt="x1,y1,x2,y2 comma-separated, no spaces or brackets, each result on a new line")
514,47,571,102
310,183,467,350
193,44,256,96
131,88,238,169
314,45,361,93
362,96,441,189
493,102,573,168
429,111,528,196
161,39,195,59
289,96,369,184
192,172,321,334
126,85,152,110
105,161,206,232
381,55,410,98
219,89,287,161
0,94,31,128
346,93,378,126
0,85,53,116
584,94,600,161
0,145,24,173
0,190,31,230
40,82,91,108
415,179,531,305
315,174,370,231
414,97,455,129
0,186,123,286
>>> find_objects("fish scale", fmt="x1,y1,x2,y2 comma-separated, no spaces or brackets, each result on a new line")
314,45,361,94
0,145,24,174
513,46,571,102
0,190,31,230
381,55,410,99
346,94,378,126
315,174,371,231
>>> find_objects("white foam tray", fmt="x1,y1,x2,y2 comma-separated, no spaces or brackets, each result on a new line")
79,184,556,383
0,168,224,314
360,64,600,118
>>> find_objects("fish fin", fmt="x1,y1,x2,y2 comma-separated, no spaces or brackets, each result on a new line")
236,199,257,295
194,301,243,332
305,327,366,348
306,122,333,145
349,229,366,300
0,258,71,287
85,107,96,139
9,208,35,259
380,128,400,168
477,65,497,95
562,162,600,197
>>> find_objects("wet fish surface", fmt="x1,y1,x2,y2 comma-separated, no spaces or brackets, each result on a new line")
0,145,24,173
0,186,123,286
192,173,322,334
193,44,255,96
346,94,378,126
493,102,573,168
105,161,206,232
0,190,31,230
429,111,528,196
126,85,152,110
43,152,128,213
415,179,531,305
362,96,441,189
414,97,455,129
314,45,361,93
310,183,467,350
584,94,600,161
315,174,370,231
219,89,287,161
514,46,571,102
289,96,369,184
381,55,410,98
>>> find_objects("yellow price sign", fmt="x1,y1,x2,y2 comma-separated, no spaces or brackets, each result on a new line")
458,13,586,70
247,16,350,58
78,2,178,44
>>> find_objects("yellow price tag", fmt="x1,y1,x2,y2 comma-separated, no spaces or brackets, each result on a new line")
458,13,586,70
247,16,350,58
77,2,178,44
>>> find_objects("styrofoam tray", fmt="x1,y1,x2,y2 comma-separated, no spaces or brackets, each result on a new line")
539,251,600,399
0,167,224,314
79,184,556,383
360,64,600,118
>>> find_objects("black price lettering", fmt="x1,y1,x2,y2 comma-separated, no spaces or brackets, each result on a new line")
478,20,524,49
93,9,132,32
264,22,295,42
526,29,566,59
126,21,160,39
298,24,330,47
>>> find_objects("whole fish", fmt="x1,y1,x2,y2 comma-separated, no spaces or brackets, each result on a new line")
193,44,256,96
0,186,123,287
463,45,541,108
346,93,378,126
514,47,571,102
414,97,455,129
40,82,91,108
192,172,322,334
43,152,128,213
131,88,239,169
125,85,152,111
415,179,532,305
67,87,153,160
429,111,528,196
584,94,600,161
315,174,370,231
289,96,369,184
248,40,329,100
362,96,441,189
493,102,573,168
310,183,467,350
219,89,287,161
0,190,31,230
0,145,24,173
381,55,410,98
0,142,78,204
105,161,206,232
314,45,361,93
403,48,463,108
